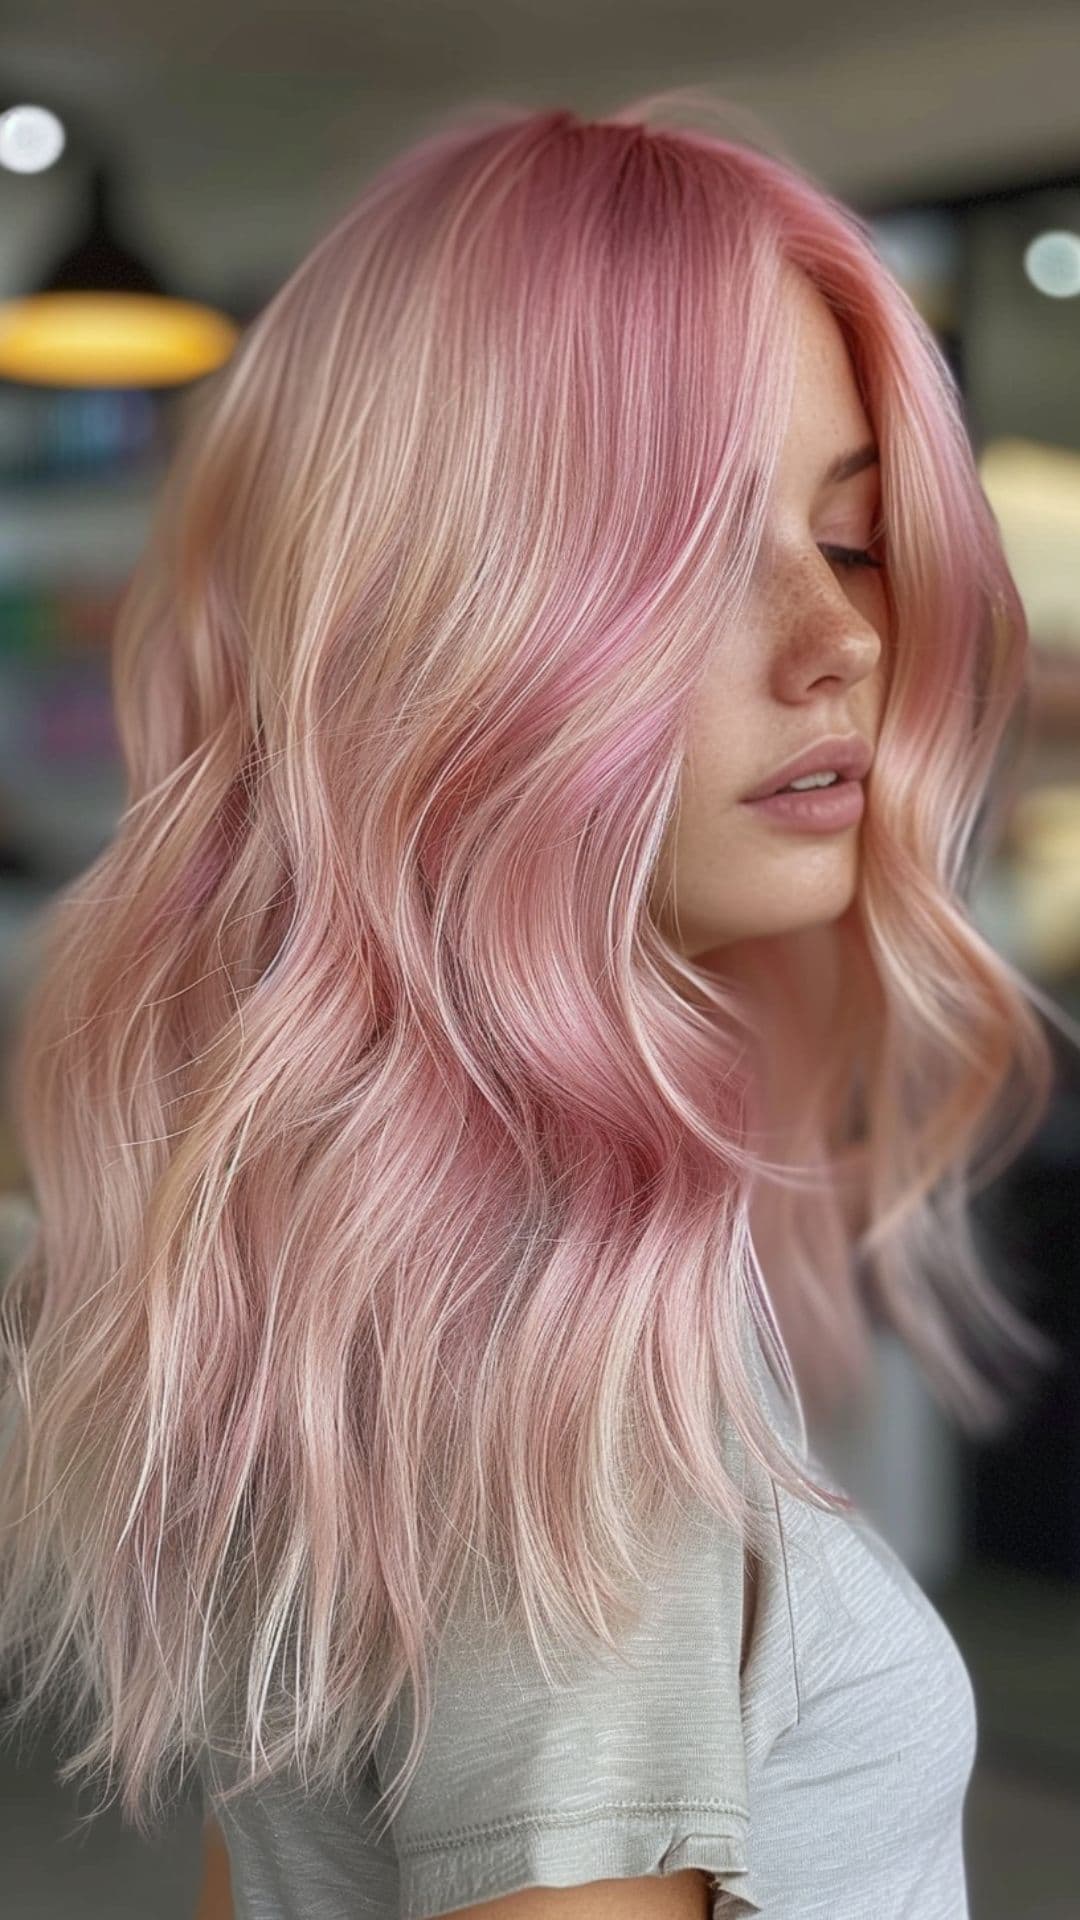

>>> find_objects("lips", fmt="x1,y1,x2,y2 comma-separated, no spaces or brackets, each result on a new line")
740,733,873,802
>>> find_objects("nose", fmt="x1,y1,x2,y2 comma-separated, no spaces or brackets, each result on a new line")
769,557,885,693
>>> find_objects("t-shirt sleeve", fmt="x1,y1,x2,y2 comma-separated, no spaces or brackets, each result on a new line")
201,1430,761,1920
372,1474,762,1919
200,1746,400,1920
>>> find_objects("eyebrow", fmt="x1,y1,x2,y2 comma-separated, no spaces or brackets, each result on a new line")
741,440,880,520
822,441,879,486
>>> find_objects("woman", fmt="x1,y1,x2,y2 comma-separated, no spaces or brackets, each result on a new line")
0,91,1068,1920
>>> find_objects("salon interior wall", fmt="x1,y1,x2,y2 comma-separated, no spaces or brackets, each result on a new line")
3,0,1079,1589
2,2,1080,307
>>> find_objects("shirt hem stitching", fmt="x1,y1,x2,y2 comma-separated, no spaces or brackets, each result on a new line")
398,1799,750,1856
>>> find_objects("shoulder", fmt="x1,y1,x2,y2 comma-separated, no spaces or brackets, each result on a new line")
200,1439,791,1920
371,1493,761,1918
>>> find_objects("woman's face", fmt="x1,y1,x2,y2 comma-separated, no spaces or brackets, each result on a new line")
653,270,891,965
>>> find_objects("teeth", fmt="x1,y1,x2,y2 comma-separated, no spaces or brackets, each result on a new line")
784,770,840,791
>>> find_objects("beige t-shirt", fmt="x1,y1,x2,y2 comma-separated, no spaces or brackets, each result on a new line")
201,1312,978,1918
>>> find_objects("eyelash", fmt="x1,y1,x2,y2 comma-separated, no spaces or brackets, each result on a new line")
820,544,884,572
821,514,887,572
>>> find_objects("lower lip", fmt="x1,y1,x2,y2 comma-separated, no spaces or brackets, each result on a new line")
740,777,865,831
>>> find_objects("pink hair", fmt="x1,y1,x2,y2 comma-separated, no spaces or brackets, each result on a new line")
0,88,1070,1839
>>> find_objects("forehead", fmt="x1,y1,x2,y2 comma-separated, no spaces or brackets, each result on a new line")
785,269,855,364
745,272,875,508
789,271,870,420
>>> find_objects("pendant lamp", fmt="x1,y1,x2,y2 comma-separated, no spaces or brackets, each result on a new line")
0,155,240,388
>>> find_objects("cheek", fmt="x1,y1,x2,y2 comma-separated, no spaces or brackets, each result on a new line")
678,682,746,814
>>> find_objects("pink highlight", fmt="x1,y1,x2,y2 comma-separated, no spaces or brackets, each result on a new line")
0,88,1072,1844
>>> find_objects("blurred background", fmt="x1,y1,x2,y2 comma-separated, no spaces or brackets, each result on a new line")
0,4,1078,1917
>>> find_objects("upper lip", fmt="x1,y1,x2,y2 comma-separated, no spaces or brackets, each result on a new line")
741,733,873,801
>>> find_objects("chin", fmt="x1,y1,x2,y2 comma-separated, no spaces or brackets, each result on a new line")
686,895,855,955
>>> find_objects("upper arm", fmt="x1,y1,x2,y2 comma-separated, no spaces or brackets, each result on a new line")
198,1465,763,1919
432,1866,713,1919
193,1816,233,1920
372,1479,761,1919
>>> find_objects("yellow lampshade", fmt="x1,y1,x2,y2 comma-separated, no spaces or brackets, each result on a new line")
0,289,239,388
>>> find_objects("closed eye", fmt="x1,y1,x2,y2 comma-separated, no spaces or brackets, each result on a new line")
820,544,884,571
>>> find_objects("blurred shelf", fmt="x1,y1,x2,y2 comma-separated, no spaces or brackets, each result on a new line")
0,467,167,587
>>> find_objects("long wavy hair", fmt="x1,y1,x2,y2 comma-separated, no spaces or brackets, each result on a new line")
0,89,1070,1840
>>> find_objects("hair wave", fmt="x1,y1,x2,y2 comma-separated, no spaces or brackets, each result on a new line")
0,88,1071,1838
